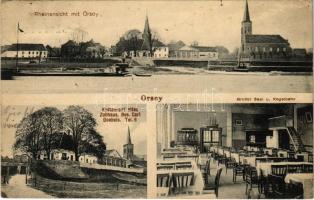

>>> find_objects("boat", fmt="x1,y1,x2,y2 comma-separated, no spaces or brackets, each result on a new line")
133,73,152,77
15,71,128,77
234,49,249,72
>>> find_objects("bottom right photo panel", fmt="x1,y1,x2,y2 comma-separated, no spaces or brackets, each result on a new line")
155,103,313,199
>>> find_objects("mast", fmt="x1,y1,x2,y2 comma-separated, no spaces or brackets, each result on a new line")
16,22,19,72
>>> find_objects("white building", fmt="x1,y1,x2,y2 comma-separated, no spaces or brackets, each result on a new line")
173,45,219,60
79,153,98,164
153,46,169,58
1,43,48,60
38,149,75,161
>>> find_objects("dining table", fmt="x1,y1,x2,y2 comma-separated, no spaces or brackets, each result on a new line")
256,162,312,176
284,173,313,199
157,159,204,196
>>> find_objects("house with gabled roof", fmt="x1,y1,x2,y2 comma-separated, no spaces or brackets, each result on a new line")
1,43,48,60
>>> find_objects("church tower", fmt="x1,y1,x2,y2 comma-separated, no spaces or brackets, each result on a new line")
123,126,134,160
141,15,153,56
241,0,252,50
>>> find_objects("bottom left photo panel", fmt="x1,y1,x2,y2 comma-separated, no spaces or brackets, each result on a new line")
1,103,147,198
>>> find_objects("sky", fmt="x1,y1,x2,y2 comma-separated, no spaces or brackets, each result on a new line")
1,104,147,157
1,0,312,52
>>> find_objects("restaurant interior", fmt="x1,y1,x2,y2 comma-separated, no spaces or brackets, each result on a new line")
156,104,313,199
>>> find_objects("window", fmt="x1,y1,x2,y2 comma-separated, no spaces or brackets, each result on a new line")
270,47,273,52
263,47,266,52
250,135,256,143
277,48,280,52
255,47,258,52
283,48,286,52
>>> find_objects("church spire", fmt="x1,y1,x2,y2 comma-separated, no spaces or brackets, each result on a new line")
141,15,153,55
127,126,132,144
243,0,251,22
143,15,151,35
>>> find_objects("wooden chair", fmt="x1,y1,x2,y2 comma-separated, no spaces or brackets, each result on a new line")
171,172,194,191
268,165,288,198
225,157,237,174
271,165,287,177
268,174,287,198
308,154,313,162
245,167,260,195
303,164,313,173
296,155,305,162
201,160,211,184
233,163,244,183
287,164,303,173
203,167,223,198
157,173,171,197
287,151,296,162
286,180,304,199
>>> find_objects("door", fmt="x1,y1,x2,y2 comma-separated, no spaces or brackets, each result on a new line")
278,130,290,150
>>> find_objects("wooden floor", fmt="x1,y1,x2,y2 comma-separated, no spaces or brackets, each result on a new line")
210,160,259,199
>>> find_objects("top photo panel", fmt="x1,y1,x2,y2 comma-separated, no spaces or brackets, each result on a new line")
1,0,312,94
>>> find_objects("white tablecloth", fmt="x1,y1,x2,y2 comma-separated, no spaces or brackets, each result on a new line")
284,173,313,199
231,152,240,163
157,160,204,195
256,162,312,176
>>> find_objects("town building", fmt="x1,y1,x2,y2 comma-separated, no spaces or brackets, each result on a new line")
153,46,169,58
1,43,48,60
46,45,61,57
240,0,292,61
60,39,106,58
60,40,80,58
38,149,75,161
167,41,186,57
100,149,128,168
172,45,219,60
79,153,98,164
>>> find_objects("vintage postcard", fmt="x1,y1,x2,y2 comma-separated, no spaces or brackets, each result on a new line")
1,0,313,199
1,103,147,198
1,0,312,94
155,103,313,198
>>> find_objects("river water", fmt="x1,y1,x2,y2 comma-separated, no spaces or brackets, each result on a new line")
1,74,312,94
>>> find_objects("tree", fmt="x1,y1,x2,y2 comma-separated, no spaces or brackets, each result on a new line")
37,107,63,160
79,129,106,158
14,111,42,159
63,105,98,161
14,107,63,160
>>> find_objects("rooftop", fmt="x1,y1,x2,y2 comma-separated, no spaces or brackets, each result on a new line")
7,43,47,51
245,35,289,44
